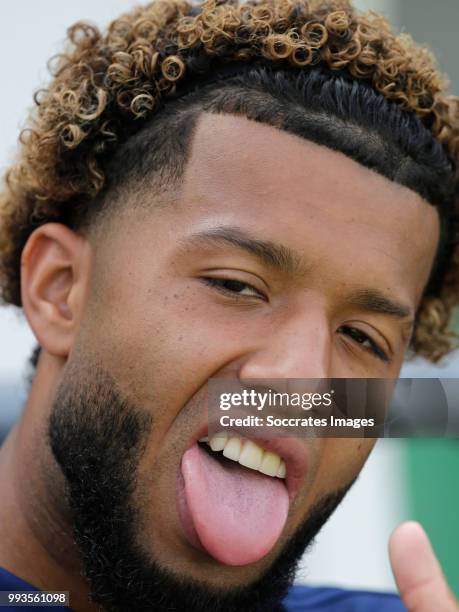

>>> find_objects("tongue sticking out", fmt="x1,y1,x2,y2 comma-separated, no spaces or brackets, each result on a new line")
181,443,289,566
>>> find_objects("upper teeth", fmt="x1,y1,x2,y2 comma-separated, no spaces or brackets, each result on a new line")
199,435,286,479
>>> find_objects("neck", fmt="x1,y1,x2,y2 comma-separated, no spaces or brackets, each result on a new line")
0,352,98,611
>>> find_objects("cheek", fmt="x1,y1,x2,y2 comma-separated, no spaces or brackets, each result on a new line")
308,439,375,501
77,267,236,418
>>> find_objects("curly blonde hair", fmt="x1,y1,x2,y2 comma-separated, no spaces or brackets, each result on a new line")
1,0,458,362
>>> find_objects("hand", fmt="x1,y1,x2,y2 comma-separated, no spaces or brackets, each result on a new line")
389,521,458,611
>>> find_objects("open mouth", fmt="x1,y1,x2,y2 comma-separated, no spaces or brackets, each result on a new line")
178,433,306,567
199,434,287,479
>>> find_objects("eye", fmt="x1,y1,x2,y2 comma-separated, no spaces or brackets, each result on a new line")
201,277,266,300
338,325,389,363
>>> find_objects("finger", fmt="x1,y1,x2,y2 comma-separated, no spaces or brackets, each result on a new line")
389,521,457,612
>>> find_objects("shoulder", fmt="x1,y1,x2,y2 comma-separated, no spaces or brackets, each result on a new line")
0,567,38,591
283,585,406,611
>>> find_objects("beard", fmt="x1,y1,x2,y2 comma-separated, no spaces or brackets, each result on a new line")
48,362,354,612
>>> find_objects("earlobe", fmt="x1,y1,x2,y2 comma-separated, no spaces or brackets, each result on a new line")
20,223,91,358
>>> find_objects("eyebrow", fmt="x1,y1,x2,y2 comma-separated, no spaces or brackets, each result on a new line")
182,225,415,326
347,289,413,321
184,225,306,276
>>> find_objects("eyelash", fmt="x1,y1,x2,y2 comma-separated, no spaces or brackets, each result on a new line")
201,277,389,362
201,277,265,300
338,325,389,363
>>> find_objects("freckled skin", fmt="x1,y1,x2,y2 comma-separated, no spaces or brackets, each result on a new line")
0,113,440,603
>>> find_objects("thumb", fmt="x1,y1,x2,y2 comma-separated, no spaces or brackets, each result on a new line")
389,521,458,611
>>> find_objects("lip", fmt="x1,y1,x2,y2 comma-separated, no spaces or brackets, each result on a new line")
185,423,308,504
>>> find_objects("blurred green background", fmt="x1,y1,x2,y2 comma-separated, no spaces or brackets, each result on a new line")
355,0,459,597
407,441,459,596
395,1,459,596
397,0,459,596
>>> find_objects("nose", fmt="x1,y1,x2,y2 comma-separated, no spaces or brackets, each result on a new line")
238,306,332,381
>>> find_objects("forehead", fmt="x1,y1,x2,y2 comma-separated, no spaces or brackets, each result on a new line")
176,112,440,305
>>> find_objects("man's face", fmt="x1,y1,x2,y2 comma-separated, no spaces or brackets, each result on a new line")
48,113,439,608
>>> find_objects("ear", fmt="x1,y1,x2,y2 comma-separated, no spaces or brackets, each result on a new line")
20,223,92,358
